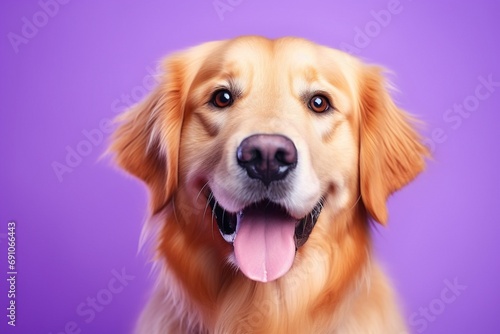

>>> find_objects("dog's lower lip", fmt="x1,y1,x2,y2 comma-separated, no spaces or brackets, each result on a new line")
294,199,323,247
208,192,323,248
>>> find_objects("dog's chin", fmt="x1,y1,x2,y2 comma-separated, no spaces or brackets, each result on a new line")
208,192,323,283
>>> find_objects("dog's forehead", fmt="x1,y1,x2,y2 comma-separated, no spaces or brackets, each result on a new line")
220,37,319,72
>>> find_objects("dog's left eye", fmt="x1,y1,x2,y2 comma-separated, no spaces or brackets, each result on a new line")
211,89,233,108
308,95,331,113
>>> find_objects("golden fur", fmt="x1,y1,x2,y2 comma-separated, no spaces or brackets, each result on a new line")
111,36,427,333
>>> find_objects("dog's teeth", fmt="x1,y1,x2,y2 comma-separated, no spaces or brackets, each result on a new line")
221,231,236,243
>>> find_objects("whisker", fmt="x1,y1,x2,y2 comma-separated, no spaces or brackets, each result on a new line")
205,197,214,237
196,182,211,226
302,214,308,236
203,192,214,221
203,193,214,237
222,208,226,227
320,195,326,209
171,196,180,226
211,198,219,241
348,195,362,212
196,181,210,202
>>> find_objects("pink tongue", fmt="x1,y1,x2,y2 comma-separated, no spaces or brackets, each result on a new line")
234,205,297,282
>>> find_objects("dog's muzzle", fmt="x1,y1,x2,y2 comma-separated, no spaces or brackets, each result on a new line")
206,134,323,282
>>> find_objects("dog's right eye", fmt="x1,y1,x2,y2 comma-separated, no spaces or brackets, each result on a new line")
211,89,233,108
308,95,331,113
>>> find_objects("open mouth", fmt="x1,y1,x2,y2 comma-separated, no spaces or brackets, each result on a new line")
208,194,323,282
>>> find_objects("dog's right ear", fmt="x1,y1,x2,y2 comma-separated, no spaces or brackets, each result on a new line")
110,42,221,214
110,82,174,214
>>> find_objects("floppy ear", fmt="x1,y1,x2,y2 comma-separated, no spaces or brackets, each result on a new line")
110,62,183,214
359,66,429,225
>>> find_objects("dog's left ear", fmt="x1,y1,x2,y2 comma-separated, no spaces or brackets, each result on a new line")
359,66,429,225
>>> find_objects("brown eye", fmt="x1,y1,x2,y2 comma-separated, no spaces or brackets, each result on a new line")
211,89,233,108
308,95,331,113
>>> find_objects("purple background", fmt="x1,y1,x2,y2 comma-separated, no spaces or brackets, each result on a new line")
1,1,499,333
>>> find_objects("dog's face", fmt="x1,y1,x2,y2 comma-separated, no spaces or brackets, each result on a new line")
112,36,427,283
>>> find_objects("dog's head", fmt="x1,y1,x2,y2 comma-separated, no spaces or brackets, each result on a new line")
111,36,427,283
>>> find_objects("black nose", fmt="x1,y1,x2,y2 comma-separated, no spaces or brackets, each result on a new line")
236,134,297,185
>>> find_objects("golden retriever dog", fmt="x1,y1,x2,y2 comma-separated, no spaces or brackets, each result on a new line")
111,36,428,333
